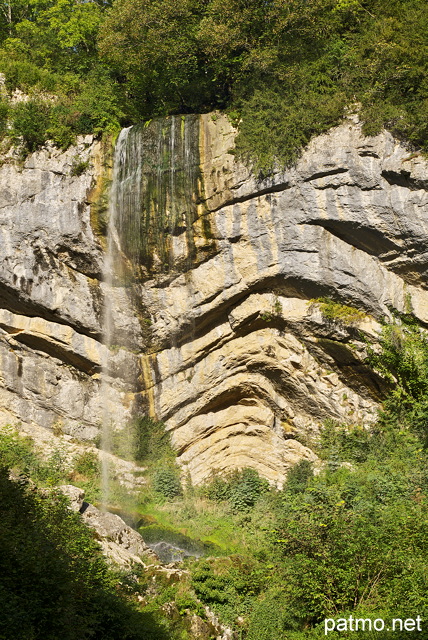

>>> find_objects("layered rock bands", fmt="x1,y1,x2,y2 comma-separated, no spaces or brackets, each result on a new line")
1,114,428,485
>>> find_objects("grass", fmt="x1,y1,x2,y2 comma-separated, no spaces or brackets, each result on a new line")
136,493,276,554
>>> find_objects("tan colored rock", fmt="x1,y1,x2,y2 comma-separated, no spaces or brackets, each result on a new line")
2,114,428,488
140,114,428,486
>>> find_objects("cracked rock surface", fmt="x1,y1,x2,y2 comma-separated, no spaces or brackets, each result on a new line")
141,114,428,486
1,115,428,485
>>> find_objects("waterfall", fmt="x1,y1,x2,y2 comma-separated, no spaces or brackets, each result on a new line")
100,127,132,510
100,116,202,509
108,115,201,278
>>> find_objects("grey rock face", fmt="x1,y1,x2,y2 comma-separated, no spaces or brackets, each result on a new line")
0,137,142,438
1,115,428,486
56,484,155,568
57,484,86,512
81,503,156,567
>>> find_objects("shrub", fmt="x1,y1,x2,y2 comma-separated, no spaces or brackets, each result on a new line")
0,426,67,486
229,468,269,512
247,591,288,640
133,416,173,463
204,468,269,512
203,472,233,502
72,450,100,478
367,317,428,443
0,99,8,137
12,99,51,151
285,459,314,494
152,467,182,499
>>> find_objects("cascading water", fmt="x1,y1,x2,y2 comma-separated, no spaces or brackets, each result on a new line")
100,126,134,510
100,116,203,510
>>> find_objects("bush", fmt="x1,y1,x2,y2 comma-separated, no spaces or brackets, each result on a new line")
247,591,288,640
133,416,173,463
152,467,182,499
229,468,269,512
191,557,268,626
0,99,8,137
72,450,100,478
204,468,269,512
269,412,428,632
203,472,233,502
285,459,314,494
0,426,67,486
12,99,51,151
367,317,428,443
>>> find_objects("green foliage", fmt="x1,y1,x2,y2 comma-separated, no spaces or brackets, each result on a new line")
367,317,428,442
229,468,270,512
98,0,428,169
235,85,346,172
174,591,205,617
191,557,267,625
69,155,89,177
204,468,269,512
312,297,367,325
270,422,428,631
133,416,174,463
203,472,233,502
317,420,373,466
0,426,68,485
110,416,173,466
72,449,100,478
0,467,166,640
1,0,426,166
11,99,51,151
0,98,8,136
285,459,314,494
152,467,182,499
246,590,289,640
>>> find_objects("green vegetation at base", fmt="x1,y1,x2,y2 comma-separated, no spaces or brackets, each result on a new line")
0,467,168,640
3,316,428,638
1,1,427,168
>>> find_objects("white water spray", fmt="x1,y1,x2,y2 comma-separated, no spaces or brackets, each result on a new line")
100,127,134,511
99,117,202,509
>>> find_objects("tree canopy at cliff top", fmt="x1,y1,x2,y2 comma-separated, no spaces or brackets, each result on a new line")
0,0,427,167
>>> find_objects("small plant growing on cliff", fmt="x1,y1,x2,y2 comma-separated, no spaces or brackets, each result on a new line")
311,297,366,326
70,155,89,177
367,318,428,443
260,296,282,323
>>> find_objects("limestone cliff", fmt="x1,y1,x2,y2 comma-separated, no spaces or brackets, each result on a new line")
1,114,428,486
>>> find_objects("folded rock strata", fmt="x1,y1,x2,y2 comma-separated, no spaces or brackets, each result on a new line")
1,114,427,485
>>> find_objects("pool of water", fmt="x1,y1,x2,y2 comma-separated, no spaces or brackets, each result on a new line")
138,524,221,563
105,506,221,563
